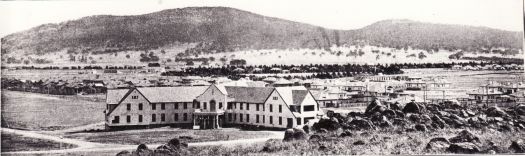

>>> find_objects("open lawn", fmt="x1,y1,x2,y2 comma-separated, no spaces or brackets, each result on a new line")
63,128,273,145
1,132,77,152
1,90,106,131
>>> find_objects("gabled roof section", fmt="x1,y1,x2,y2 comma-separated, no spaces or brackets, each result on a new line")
106,89,132,104
275,86,308,105
136,86,209,103
292,90,309,105
224,86,274,103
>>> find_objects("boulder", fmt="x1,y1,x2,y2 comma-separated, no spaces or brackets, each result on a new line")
486,106,508,117
509,139,525,153
431,115,447,129
313,118,340,131
134,144,153,156
353,140,366,145
408,114,421,123
382,109,397,118
425,137,450,152
283,128,308,142
348,119,375,130
421,114,432,124
262,139,283,152
516,105,525,116
340,130,353,137
365,100,386,114
448,142,481,154
449,130,480,144
415,124,428,132
403,102,426,114
389,102,401,110
309,134,323,142
392,118,409,126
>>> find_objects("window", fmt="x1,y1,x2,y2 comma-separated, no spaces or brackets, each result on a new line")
161,103,165,110
132,95,138,99
138,115,143,122
256,104,260,111
127,104,131,111
161,114,165,122
304,105,315,112
297,118,301,125
279,105,282,113
228,113,232,121
263,104,265,111
152,114,156,122
256,115,259,123
269,116,273,124
279,117,282,125
183,113,188,121
246,103,250,110
227,102,232,110
240,103,243,110
270,104,273,112
273,96,278,100
184,103,188,109
138,103,143,110
152,104,156,110
240,113,243,122
112,116,120,124
263,115,265,123
234,113,237,121
203,102,207,109
126,115,131,123
175,103,179,109
219,102,223,109
174,113,179,121
246,114,250,122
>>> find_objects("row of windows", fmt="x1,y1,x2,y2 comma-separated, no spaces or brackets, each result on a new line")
126,103,190,111
227,113,282,125
226,103,283,113
112,113,189,124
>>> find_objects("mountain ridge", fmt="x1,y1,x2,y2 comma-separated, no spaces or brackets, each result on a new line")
1,7,522,57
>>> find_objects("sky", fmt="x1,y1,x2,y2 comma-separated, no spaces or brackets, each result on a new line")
0,0,523,38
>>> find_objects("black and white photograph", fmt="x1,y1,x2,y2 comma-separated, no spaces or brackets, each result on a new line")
0,0,524,155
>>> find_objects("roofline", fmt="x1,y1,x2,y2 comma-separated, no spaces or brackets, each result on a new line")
272,88,297,119
107,88,152,116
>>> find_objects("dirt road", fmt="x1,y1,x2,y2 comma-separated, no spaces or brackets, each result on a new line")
1,128,284,155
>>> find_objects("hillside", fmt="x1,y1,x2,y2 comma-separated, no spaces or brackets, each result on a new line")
0,7,523,65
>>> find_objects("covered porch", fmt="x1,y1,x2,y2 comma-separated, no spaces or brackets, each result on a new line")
192,111,224,129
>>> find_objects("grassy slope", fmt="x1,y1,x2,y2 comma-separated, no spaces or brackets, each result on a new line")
1,90,106,131
179,128,523,155
1,133,77,152
63,128,272,145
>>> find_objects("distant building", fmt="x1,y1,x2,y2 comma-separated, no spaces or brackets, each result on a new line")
104,85,321,129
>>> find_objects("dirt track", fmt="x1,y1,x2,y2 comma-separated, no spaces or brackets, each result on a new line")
1,127,284,155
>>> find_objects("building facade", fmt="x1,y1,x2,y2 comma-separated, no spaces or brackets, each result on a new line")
105,85,321,129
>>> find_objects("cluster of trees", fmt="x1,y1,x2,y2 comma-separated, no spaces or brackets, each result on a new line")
1,78,107,95
139,52,160,62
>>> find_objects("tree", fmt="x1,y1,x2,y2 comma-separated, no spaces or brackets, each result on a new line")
186,61,194,66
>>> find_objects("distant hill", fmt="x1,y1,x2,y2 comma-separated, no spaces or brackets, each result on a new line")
1,7,522,58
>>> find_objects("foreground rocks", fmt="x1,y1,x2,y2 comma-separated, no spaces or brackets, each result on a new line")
116,139,188,156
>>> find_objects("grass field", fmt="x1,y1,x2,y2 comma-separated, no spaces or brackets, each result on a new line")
174,128,523,155
63,128,272,145
1,90,106,131
1,133,77,152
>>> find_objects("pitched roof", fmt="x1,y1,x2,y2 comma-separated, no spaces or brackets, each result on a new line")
136,86,209,103
106,89,132,104
275,86,309,105
224,86,274,103
292,90,309,105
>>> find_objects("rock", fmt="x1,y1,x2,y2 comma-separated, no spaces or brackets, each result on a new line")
415,124,428,132
318,128,329,133
486,106,508,117
392,118,409,126
313,118,340,131
353,140,366,145
168,138,183,150
389,102,401,110
449,130,480,144
134,144,153,156
360,132,370,137
382,109,397,118
437,111,450,117
365,100,386,114
448,142,481,154
309,134,322,142
516,105,525,116
403,102,426,114
499,124,514,132
405,128,416,132
425,137,450,152
262,139,283,152
318,145,327,151
408,114,421,123
421,114,432,124
340,130,353,137
283,128,308,142
431,115,447,129
509,139,525,153
116,150,131,156
348,119,375,130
